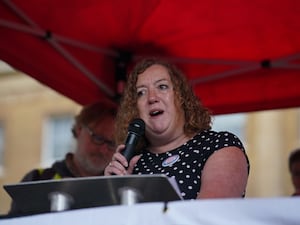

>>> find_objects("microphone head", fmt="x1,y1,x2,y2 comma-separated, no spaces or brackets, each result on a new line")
128,118,145,137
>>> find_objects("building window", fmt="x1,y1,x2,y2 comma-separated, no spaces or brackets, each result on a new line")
42,115,75,167
212,113,246,144
0,123,4,175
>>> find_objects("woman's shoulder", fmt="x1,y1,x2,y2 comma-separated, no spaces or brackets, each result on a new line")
192,129,245,150
195,129,239,139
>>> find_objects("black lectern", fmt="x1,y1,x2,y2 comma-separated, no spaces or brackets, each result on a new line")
4,174,182,215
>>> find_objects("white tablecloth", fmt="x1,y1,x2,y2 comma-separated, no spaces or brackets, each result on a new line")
1,197,299,225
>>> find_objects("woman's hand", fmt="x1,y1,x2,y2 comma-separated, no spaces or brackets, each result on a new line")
104,144,141,175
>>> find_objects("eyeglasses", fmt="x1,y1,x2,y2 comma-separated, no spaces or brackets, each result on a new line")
84,125,115,150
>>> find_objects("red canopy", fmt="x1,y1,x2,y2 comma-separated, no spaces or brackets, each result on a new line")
0,0,300,114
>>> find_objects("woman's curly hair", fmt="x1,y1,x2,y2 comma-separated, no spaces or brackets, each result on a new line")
115,58,212,151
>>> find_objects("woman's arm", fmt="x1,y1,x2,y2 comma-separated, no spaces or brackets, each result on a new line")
197,146,249,199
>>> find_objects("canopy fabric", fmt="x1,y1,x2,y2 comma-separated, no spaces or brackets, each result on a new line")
0,0,300,114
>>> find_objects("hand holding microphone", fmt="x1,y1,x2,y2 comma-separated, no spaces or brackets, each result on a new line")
105,118,145,175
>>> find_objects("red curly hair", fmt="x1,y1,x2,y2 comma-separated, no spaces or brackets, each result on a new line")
115,58,211,151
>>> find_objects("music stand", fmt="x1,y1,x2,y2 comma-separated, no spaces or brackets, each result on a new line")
4,174,182,215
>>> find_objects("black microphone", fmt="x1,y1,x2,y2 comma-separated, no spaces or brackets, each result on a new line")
122,118,145,162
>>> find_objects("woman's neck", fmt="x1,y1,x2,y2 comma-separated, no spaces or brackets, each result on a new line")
148,132,193,154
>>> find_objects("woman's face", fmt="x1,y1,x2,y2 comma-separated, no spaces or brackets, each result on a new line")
136,64,185,143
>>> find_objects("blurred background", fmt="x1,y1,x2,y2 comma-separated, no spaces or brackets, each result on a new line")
0,60,299,214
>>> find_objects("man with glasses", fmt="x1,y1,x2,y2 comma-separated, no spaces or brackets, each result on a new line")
8,100,117,215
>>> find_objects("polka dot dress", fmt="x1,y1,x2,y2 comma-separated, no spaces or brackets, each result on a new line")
133,130,249,199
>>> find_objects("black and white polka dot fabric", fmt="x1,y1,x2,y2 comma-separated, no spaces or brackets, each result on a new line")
133,130,249,199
